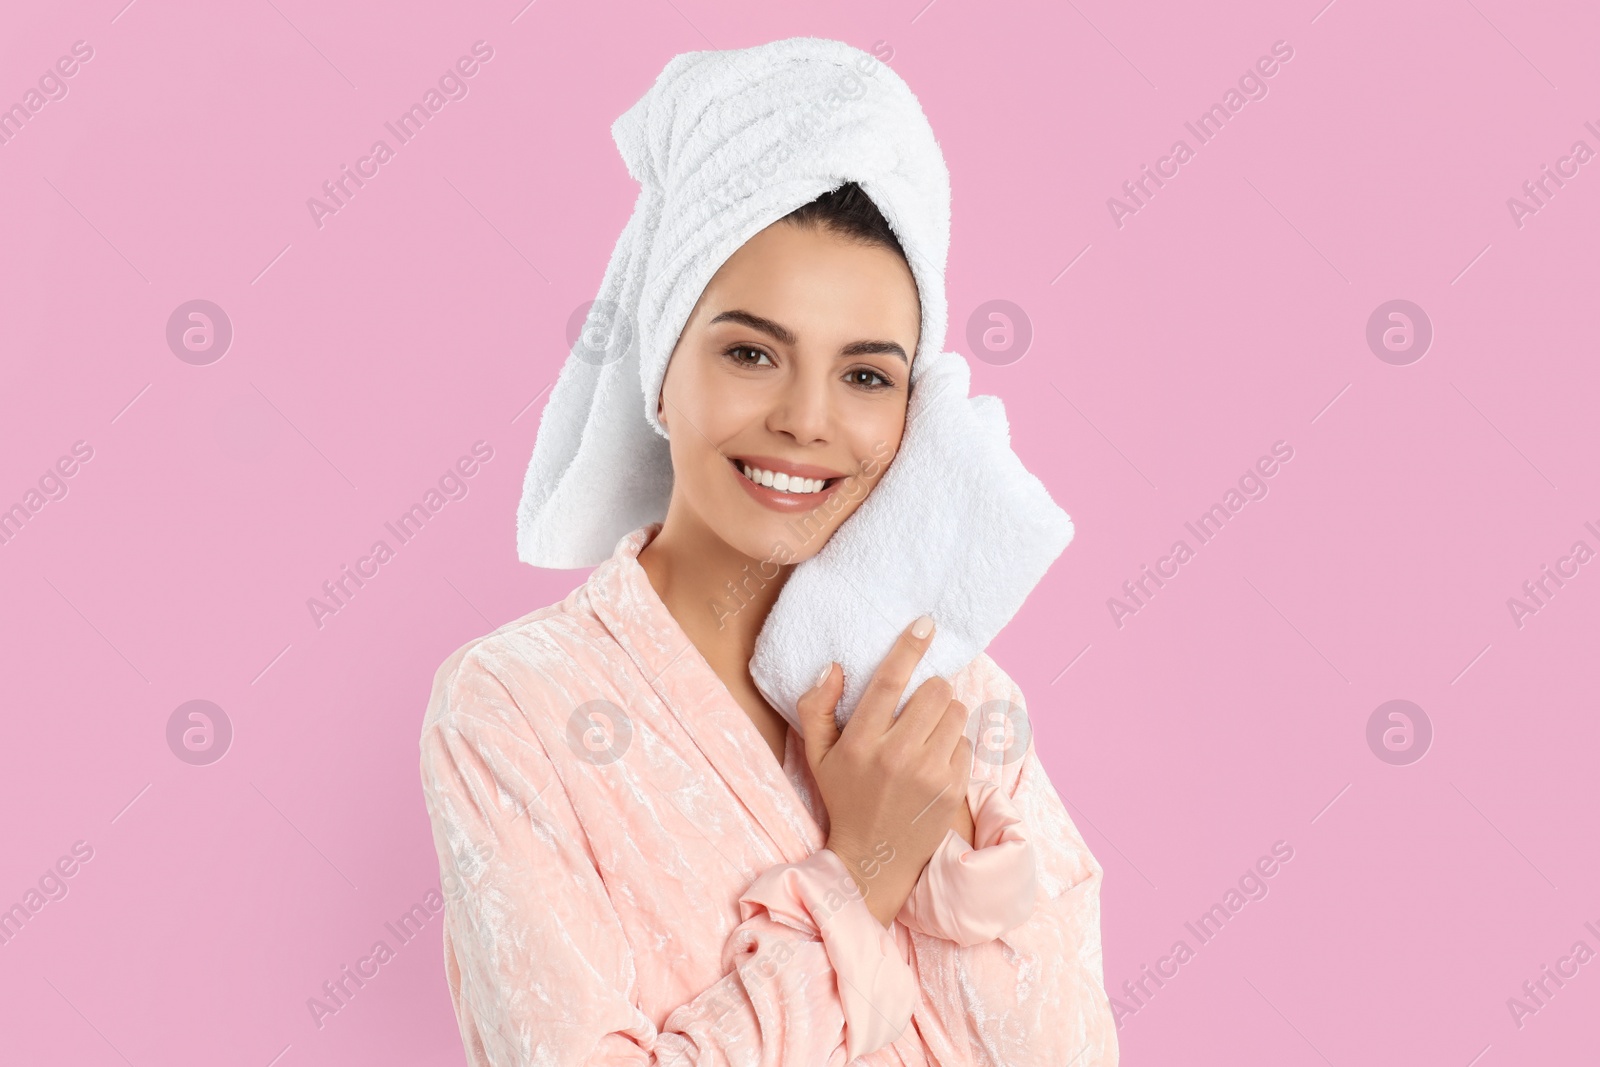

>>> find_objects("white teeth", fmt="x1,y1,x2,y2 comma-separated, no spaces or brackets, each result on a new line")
738,462,829,495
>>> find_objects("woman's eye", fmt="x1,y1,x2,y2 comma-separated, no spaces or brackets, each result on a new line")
727,345,773,367
847,367,893,390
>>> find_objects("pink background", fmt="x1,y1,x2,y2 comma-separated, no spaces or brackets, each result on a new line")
3,0,1596,1063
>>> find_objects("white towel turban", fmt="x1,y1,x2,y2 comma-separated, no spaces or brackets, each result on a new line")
516,36,1075,732
515,36,953,569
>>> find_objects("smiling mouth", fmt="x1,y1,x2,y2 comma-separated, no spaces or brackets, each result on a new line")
727,457,840,496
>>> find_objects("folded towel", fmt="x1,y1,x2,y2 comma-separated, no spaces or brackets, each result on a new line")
748,351,1075,733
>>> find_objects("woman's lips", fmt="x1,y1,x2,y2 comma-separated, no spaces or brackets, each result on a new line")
728,456,846,513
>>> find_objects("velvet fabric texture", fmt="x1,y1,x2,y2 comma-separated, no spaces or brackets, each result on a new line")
420,525,1119,1065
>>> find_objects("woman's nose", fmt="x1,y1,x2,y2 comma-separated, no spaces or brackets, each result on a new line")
766,372,831,444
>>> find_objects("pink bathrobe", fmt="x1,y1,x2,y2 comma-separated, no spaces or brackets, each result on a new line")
419,524,1118,1065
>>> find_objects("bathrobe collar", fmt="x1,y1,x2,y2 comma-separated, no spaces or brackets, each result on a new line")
584,523,827,863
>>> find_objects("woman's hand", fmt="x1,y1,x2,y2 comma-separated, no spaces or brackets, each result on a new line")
799,615,974,928
952,788,976,849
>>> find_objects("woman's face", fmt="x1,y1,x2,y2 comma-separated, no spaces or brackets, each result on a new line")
656,219,921,565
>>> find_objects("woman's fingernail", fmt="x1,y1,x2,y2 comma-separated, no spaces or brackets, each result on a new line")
911,615,934,639
815,662,833,688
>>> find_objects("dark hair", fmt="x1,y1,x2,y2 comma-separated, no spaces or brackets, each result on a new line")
780,181,908,264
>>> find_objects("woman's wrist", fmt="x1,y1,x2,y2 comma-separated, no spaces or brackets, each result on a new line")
825,837,919,929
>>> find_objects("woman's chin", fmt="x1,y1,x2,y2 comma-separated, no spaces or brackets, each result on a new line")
710,499,829,564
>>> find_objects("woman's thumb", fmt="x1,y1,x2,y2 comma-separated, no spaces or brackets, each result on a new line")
797,662,841,766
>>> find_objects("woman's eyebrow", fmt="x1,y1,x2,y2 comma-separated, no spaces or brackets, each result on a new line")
708,309,908,364
839,339,908,363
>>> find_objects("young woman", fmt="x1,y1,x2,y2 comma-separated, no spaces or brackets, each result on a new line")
419,181,1118,1065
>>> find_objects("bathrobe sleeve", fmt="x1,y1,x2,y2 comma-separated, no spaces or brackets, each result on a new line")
935,655,1119,1066
419,650,919,1067
897,652,1054,948
897,775,1038,946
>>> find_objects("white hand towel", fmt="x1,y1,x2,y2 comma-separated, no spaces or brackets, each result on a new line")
749,352,1074,735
